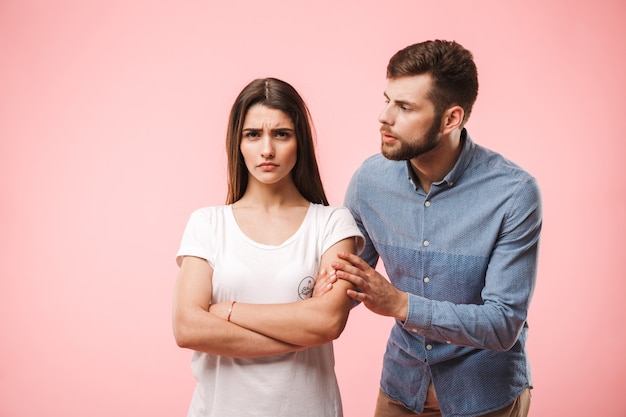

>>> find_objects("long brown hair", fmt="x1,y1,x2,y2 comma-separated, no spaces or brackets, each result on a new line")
225,78,328,205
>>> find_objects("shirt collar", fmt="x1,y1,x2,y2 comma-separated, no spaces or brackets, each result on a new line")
405,128,475,189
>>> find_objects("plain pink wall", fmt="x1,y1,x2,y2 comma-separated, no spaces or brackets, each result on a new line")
1,1,625,416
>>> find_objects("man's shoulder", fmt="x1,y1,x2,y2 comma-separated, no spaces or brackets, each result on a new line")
473,143,536,181
361,152,389,165
350,154,407,190
357,153,404,174
466,144,541,205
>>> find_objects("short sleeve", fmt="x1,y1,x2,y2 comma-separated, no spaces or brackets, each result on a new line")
175,208,216,268
322,206,365,255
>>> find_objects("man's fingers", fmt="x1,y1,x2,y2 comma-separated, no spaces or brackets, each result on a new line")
346,288,365,301
336,251,368,269
332,259,368,279
335,270,365,288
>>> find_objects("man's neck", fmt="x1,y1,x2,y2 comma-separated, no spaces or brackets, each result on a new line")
409,132,463,194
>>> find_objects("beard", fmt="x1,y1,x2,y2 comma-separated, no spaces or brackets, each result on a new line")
381,114,442,161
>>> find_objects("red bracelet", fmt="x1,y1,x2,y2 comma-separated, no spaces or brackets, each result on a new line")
227,301,236,322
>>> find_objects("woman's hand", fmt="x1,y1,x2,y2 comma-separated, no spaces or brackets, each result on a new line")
208,301,231,320
312,268,337,297
208,269,337,322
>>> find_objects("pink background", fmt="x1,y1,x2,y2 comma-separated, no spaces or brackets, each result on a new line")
1,1,625,416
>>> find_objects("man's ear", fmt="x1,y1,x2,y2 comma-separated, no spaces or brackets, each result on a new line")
441,105,464,134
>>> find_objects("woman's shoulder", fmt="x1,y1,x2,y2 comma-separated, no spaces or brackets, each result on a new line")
190,205,229,214
308,202,348,213
186,205,231,224
308,203,354,221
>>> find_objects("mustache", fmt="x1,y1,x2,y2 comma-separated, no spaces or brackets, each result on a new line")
380,125,395,136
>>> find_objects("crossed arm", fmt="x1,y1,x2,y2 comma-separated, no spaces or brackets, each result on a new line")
172,237,356,358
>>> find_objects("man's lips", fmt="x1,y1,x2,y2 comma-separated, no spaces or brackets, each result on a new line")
381,130,397,143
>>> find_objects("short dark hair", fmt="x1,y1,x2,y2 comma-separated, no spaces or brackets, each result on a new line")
225,78,328,205
387,40,479,125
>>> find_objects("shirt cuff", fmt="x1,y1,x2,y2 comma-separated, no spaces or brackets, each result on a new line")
401,292,432,334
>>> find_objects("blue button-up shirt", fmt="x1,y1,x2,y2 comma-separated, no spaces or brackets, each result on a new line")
344,130,542,417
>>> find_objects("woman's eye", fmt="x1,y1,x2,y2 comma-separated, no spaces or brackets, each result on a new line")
274,131,291,139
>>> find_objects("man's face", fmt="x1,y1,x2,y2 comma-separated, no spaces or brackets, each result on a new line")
378,74,442,161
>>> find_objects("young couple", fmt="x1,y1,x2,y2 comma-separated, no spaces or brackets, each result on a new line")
172,40,542,417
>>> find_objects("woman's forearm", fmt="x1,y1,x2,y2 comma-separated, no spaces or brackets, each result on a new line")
173,305,304,358
209,275,354,347
173,256,304,358
215,238,358,346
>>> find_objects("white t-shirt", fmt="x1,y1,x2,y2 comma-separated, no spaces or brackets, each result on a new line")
176,203,364,417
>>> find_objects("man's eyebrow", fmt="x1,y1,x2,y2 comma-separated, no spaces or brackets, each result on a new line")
384,92,413,107
392,98,414,108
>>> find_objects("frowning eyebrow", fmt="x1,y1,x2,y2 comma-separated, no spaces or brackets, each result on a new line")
242,127,294,133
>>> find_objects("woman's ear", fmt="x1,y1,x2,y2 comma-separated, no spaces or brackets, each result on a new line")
442,105,464,134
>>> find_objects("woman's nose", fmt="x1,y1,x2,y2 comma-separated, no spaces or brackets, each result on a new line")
261,137,274,158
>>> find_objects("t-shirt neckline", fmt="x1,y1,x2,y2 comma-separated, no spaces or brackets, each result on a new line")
227,202,313,249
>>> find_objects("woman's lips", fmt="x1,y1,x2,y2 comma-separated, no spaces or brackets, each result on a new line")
258,162,278,171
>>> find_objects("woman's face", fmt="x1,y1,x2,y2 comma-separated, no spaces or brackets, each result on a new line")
240,103,298,187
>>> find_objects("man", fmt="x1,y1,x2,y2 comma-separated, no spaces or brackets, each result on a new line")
332,40,542,417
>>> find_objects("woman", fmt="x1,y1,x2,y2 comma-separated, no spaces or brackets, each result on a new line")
172,78,364,417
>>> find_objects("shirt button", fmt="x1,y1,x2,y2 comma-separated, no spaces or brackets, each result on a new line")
426,344,433,350
424,201,431,207
423,277,430,283
411,328,418,333
446,341,452,344
423,240,430,247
